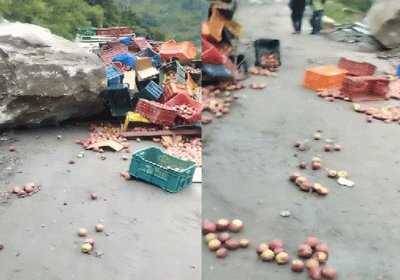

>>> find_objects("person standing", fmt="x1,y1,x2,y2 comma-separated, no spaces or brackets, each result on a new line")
289,0,307,34
309,0,326,35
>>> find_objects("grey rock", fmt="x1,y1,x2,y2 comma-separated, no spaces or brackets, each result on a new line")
0,20,107,129
298,139,310,151
365,0,400,49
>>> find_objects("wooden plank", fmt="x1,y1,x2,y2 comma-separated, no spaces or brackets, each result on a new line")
87,140,124,151
121,129,201,138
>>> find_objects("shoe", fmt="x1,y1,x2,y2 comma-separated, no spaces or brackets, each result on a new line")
292,30,300,34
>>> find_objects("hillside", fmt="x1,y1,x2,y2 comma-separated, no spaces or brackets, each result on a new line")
113,0,201,46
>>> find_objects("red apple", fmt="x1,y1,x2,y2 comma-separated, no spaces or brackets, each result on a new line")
292,260,305,272
228,219,243,233
256,243,269,255
260,249,275,262
218,232,231,243
304,237,319,249
216,247,228,258
202,220,216,234
224,238,240,250
276,252,290,264
309,267,322,279
322,267,337,279
216,219,230,231
298,244,313,258
268,239,283,250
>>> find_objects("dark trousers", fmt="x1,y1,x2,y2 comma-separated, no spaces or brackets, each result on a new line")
291,7,306,32
310,10,323,34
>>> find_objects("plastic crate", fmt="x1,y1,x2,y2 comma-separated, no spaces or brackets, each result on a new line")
138,80,164,101
222,55,239,80
254,39,281,67
176,61,186,84
132,37,152,50
159,81,190,104
136,48,162,68
165,93,202,123
208,7,227,42
338,57,377,77
216,0,237,20
104,84,133,117
202,64,234,81
99,45,129,66
225,20,243,38
136,76,160,92
303,65,348,91
134,99,178,126
129,147,196,193
202,37,226,65
106,65,124,86
159,40,197,62
340,76,388,102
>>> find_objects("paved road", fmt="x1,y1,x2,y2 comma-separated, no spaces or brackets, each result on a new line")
202,1,400,279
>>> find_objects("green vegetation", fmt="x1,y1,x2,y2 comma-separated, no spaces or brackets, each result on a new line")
113,0,201,46
0,0,200,45
324,0,373,24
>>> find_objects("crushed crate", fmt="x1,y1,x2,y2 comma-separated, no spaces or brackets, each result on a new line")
104,84,133,117
159,40,197,62
303,65,348,91
176,61,186,84
165,93,202,124
134,99,178,126
129,147,197,193
341,76,390,102
202,37,226,65
159,81,191,103
106,65,124,86
99,45,129,66
136,48,162,69
123,112,150,131
338,57,377,77
132,37,152,51
138,80,164,101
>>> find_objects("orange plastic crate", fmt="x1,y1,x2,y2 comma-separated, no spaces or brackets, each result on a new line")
208,7,227,42
159,40,197,61
303,65,348,91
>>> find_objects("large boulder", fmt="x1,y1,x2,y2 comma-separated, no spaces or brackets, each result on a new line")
364,0,400,49
0,20,107,129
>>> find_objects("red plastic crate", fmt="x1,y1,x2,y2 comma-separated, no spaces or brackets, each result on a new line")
159,81,190,104
338,57,377,77
202,37,226,65
132,37,152,51
340,76,389,101
159,40,197,61
99,45,128,66
134,99,178,127
165,93,202,124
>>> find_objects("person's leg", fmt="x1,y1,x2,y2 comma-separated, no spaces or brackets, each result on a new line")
298,6,306,33
315,10,323,34
291,10,298,32
310,11,316,34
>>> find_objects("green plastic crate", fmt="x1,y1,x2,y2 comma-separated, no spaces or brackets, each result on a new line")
129,147,197,193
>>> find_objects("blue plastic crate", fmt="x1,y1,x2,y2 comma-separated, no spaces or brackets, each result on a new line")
202,64,234,80
136,48,162,68
129,147,197,193
138,80,164,101
105,84,133,117
106,65,124,86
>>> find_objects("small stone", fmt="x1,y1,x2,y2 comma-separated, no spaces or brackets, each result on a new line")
280,210,291,217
